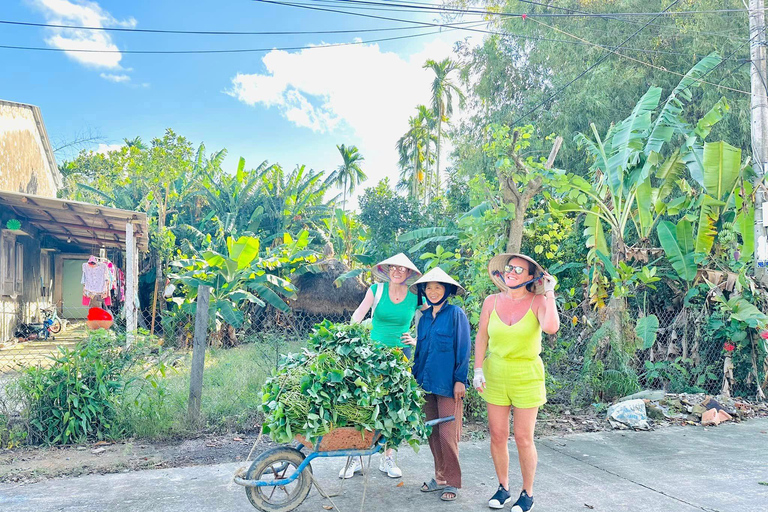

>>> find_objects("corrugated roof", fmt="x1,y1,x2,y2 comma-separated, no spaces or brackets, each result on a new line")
0,190,148,251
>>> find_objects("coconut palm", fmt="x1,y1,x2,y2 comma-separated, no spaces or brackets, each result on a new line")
423,58,465,197
329,144,366,209
396,105,436,200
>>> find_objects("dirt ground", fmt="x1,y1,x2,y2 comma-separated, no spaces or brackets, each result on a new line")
4,399,765,485
0,408,608,485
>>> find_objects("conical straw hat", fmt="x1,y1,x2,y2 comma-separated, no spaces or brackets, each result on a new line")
371,253,421,285
487,253,546,294
410,267,465,296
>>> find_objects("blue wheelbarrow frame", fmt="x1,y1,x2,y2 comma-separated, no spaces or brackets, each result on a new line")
233,415,454,489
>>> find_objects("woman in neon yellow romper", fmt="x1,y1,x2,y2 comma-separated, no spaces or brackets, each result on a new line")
473,253,560,511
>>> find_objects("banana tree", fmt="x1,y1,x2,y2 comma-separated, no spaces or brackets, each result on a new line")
169,235,297,345
554,53,726,269
657,141,751,288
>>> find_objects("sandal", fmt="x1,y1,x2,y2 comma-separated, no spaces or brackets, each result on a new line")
440,486,458,501
421,478,446,492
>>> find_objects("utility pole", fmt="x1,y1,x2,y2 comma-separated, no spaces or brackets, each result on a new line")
749,0,768,284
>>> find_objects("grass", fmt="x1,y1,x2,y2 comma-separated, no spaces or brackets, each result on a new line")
118,338,304,440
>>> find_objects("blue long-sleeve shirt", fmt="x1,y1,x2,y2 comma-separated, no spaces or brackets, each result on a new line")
412,303,471,398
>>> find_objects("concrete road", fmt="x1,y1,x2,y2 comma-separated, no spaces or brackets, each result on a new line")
2,418,767,512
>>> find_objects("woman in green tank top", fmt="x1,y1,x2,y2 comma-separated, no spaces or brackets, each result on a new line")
339,253,421,481
472,253,560,512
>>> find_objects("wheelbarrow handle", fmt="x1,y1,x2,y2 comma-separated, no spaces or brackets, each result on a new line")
425,415,455,427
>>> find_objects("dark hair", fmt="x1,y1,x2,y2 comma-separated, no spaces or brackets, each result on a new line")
416,282,457,305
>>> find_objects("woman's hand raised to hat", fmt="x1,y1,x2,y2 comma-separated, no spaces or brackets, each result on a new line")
542,273,557,294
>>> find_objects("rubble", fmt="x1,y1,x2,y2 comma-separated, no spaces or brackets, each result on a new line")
606,391,768,430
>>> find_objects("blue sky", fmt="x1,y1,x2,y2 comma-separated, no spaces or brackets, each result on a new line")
1,0,484,204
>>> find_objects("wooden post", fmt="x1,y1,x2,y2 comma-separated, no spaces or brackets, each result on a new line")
188,285,211,424
125,222,137,347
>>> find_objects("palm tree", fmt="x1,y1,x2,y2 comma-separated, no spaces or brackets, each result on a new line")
396,106,436,200
423,58,465,198
329,144,366,209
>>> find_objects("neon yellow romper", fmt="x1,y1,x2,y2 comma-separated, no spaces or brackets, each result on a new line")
481,294,547,408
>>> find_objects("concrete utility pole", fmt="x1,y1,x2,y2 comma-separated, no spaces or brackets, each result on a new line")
749,0,768,283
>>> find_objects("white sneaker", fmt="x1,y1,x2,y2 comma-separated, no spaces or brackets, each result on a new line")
338,457,363,479
378,455,402,478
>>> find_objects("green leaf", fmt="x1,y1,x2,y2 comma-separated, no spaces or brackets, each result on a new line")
657,220,696,283
645,53,722,155
636,314,660,349
695,195,725,256
228,236,260,270
609,87,662,188
595,250,618,281
702,141,741,202
735,206,755,260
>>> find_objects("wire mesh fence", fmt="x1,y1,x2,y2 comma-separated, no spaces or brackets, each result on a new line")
1,296,765,406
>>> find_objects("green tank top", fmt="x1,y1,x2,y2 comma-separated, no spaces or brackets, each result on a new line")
370,282,419,347
487,294,542,360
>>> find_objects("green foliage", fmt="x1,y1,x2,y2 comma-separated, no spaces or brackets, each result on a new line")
170,234,313,331
643,358,718,394
17,331,169,445
260,322,428,450
635,314,660,350
0,413,27,449
358,179,427,261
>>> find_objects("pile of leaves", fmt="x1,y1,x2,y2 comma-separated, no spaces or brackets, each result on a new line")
260,321,428,449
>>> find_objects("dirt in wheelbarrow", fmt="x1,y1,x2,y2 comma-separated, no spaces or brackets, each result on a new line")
0,429,278,485
1,408,611,485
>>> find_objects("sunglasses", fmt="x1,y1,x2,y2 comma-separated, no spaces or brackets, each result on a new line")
504,265,527,275
389,265,409,273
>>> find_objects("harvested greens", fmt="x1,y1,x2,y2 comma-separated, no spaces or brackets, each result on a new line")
260,321,428,449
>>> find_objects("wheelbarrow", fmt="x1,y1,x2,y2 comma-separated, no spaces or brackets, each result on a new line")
234,416,455,512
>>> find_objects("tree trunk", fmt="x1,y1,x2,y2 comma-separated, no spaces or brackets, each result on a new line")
435,117,442,198
150,190,167,335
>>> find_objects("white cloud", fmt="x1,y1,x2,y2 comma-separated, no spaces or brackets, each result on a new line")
95,143,122,154
99,72,130,83
227,33,480,196
30,0,135,69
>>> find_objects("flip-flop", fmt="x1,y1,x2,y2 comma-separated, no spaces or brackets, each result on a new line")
440,486,458,501
420,478,446,492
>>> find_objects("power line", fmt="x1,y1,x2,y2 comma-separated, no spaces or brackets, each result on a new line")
305,0,757,18
528,17,749,95
259,0,749,61
299,0,749,41
509,0,684,126
0,23,482,54
0,17,481,35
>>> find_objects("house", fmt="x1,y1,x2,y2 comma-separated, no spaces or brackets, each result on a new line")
0,100,147,342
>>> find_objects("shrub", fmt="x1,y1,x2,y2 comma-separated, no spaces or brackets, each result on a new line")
17,331,168,445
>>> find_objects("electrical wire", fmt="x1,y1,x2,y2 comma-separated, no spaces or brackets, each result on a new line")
259,0,748,60
0,17,481,35
527,17,750,95
297,0,750,41
0,22,483,54
508,0,684,126
300,0,756,18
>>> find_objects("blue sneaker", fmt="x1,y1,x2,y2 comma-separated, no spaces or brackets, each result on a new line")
488,484,511,509
511,490,534,511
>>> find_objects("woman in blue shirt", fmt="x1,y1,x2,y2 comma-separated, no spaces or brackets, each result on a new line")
407,267,471,502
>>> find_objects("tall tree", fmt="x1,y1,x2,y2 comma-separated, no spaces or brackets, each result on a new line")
424,58,465,197
396,105,436,200
330,144,367,209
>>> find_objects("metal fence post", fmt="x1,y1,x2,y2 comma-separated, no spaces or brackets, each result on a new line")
188,285,211,424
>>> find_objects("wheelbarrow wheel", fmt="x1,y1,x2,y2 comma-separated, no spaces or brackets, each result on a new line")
245,446,313,512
